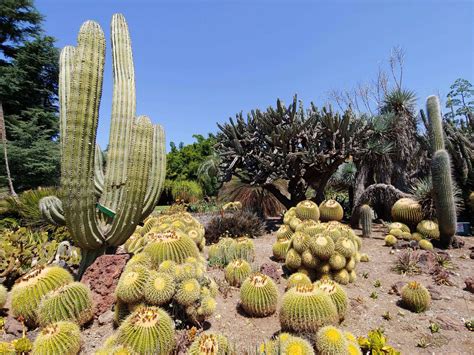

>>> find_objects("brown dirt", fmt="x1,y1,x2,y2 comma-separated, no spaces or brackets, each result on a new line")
2,223,473,354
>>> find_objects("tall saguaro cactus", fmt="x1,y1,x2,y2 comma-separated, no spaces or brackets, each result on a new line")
426,96,456,247
41,14,166,275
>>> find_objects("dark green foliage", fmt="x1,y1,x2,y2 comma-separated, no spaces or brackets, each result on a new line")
162,179,203,204
205,211,265,244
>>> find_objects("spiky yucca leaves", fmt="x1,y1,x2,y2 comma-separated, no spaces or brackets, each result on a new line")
328,253,346,271
319,200,344,222
272,238,291,261
116,306,175,354
285,249,302,270
314,279,348,320
116,265,149,303
0,284,7,308
11,266,73,326
276,225,293,240
142,230,199,267
332,269,350,285
280,284,338,332
315,326,348,355
143,271,175,306
334,238,355,258
240,273,278,317
175,279,201,306
188,332,231,355
37,282,94,326
32,321,81,355
224,259,252,287
280,336,315,355
416,220,440,239
359,205,373,238
309,235,335,260
391,198,424,227
401,281,431,313
286,273,312,290
387,222,410,233
295,200,320,221
418,239,434,251
291,231,311,254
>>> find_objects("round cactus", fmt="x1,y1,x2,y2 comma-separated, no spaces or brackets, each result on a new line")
188,332,231,355
401,281,431,313
115,265,149,303
124,232,145,254
328,253,346,271
388,228,403,239
12,337,33,354
295,200,320,221
157,259,177,274
315,326,348,355
279,284,338,332
196,296,217,317
229,237,255,262
332,269,350,285
301,250,319,268
319,200,344,222
276,225,294,240
142,230,199,267
0,341,14,354
272,239,291,261
283,207,296,224
384,234,397,246
11,266,73,326
314,279,348,320
240,273,278,317
391,198,424,226
125,252,152,270
359,253,369,262
309,235,335,260
280,336,315,355
32,321,81,355
411,232,424,241
387,222,410,233
416,220,440,239
285,248,302,270
224,259,252,287
175,279,201,306
289,217,303,231
286,272,312,290
418,239,434,251
334,238,355,258
348,270,357,283
0,284,7,309
37,282,94,326
291,231,311,254
144,271,176,306
116,306,175,354
174,262,198,282
347,342,363,355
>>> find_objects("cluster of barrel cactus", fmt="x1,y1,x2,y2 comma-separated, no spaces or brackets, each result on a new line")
316,326,361,355
125,211,206,254
114,248,218,326
208,237,255,267
277,201,362,284
384,221,437,250
258,333,315,355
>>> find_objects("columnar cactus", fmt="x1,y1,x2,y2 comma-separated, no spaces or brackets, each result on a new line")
39,14,166,275
427,96,457,247
359,204,373,238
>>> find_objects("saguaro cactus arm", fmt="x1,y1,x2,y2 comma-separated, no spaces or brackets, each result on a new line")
58,45,75,154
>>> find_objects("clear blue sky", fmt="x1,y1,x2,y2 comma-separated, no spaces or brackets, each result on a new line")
37,0,473,150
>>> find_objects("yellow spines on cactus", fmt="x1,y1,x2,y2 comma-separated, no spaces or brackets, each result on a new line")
11,266,73,326
37,282,94,326
401,231,412,241
115,265,149,303
295,200,320,221
401,281,431,313
276,225,293,240
283,207,296,225
143,271,175,306
125,252,152,270
31,321,81,355
334,237,355,258
347,342,363,355
157,259,177,274
387,222,410,233
411,232,424,241
224,259,252,287
174,262,198,282
416,220,440,239
279,284,338,332
303,222,326,237
346,257,356,272
319,200,344,222
280,335,315,355
391,198,424,226
197,296,217,317
175,279,201,306
0,341,14,354
418,239,434,251
272,238,291,261
240,273,278,317
12,337,33,354
291,231,311,254
285,248,302,270
124,232,145,254
309,235,335,260
315,326,348,355
230,237,255,263
348,270,357,283
384,235,397,246
328,253,346,271
301,250,319,268
332,269,350,285
188,332,231,355
286,272,312,290
116,306,175,354
314,279,348,320
0,284,7,309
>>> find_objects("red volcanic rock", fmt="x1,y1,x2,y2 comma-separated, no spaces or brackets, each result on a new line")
81,254,129,317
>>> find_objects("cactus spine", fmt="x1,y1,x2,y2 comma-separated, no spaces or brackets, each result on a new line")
32,321,81,355
359,204,373,238
427,96,457,247
40,14,166,276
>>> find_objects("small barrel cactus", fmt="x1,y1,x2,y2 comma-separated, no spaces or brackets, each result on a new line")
188,332,231,355
158,259,177,274
401,281,431,313
240,273,278,317
175,279,201,306
279,284,338,332
32,321,81,355
142,230,199,267
314,279,348,321
280,336,315,355
12,337,33,354
291,231,311,254
0,284,7,309
224,259,252,287
359,204,373,238
229,237,255,263
295,200,320,221
416,220,440,239
315,326,348,355
116,306,175,354
334,238,355,258
328,253,346,271
286,272,312,290
319,200,344,222
143,271,176,306
125,252,152,270
37,282,94,326
285,249,302,270
11,266,73,326
384,235,397,246
289,217,303,231
387,222,410,233
272,238,291,261
332,269,350,285
309,235,335,260
418,239,434,251
276,225,293,240
115,265,149,303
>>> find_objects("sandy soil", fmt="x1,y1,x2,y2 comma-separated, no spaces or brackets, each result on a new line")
2,223,473,354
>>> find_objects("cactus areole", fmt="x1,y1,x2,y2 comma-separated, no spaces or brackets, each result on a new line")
41,14,166,277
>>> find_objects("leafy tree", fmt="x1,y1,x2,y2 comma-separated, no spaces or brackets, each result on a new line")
445,78,474,126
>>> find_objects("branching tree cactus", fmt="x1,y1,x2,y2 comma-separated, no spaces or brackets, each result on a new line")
40,14,166,276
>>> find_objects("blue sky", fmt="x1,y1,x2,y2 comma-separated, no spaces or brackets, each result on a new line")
37,0,473,150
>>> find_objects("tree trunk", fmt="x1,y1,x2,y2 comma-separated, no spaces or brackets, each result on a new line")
0,102,16,197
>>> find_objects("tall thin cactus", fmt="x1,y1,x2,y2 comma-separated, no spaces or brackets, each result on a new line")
40,14,166,275
359,204,373,238
426,96,456,247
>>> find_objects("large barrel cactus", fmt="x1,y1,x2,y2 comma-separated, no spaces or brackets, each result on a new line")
40,14,166,275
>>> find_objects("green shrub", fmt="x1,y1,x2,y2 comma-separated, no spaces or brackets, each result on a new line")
205,211,265,244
